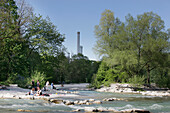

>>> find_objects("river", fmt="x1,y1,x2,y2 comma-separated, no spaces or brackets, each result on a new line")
0,90,170,113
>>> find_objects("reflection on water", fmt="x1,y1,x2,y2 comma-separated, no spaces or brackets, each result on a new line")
0,91,170,113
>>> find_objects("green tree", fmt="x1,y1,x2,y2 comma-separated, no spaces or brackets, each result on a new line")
94,10,169,87
94,9,121,58
0,0,66,87
63,54,99,83
23,14,65,79
0,0,22,81
123,12,169,85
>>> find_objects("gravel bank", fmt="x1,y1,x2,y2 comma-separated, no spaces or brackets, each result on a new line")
96,83,170,96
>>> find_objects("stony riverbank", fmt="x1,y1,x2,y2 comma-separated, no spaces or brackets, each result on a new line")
0,84,80,100
96,83,170,96
0,84,154,113
1,94,150,113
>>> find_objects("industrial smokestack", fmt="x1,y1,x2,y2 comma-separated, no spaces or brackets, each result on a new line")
77,32,80,54
80,46,83,54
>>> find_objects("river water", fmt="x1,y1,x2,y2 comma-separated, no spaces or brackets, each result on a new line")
0,90,170,113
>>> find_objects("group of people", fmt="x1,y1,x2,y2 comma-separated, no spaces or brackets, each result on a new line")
46,81,55,90
29,80,64,96
30,79,42,96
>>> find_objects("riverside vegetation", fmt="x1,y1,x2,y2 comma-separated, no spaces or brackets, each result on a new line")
91,10,170,89
0,0,170,91
0,0,99,88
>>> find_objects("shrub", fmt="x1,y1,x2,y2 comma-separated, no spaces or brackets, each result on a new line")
0,81,9,86
6,73,27,87
103,81,112,87
26,71,46,89
128,75,145,87
91,74,102,89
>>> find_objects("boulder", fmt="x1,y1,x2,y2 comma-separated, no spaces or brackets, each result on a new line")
63,100,68,104
15,96,22,99
17,109,33,112
103,97,124,101
64,100,74,105
121,109,150,113
133,109,150,113
73,109,81,112
74,100,79,104
50,99,63,104
78,100,85,105
29,96,34,100
83,100,88,103
42,97,50,101
97,107,108,112
0,85,7,90
84,107,98,112
71,91,79,94
88,98,95,102
93,100,102,104
86,102,92,105
121,109,133,113
79,100,90,104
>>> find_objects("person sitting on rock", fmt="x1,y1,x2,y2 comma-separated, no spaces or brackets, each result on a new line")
36,89,42,96
30,89,34,95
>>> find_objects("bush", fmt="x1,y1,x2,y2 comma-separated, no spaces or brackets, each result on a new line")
0,81,9,86
26,71,46,89
128,75,145,87
154,75,170,88
6,73,27,87
103,81,112,87
91,74,102,89
3,71,46,89
151,68,170,88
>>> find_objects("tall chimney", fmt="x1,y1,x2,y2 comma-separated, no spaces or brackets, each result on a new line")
77,32,80,54
80,46,83,54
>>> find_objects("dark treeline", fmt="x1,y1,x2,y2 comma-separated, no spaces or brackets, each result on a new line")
0,0,99,88
91,10,170,88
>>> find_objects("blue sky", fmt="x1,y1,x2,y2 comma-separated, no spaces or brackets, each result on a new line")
26,0,170,60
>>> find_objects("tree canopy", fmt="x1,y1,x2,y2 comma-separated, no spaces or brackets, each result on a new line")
0,0,65,86
93,9,170,88
0,0,99,87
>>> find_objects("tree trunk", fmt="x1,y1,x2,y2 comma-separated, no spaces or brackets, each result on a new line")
147,64,150,86
6,54,11,80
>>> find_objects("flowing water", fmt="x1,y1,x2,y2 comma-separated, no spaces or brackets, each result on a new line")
0,90,170,113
